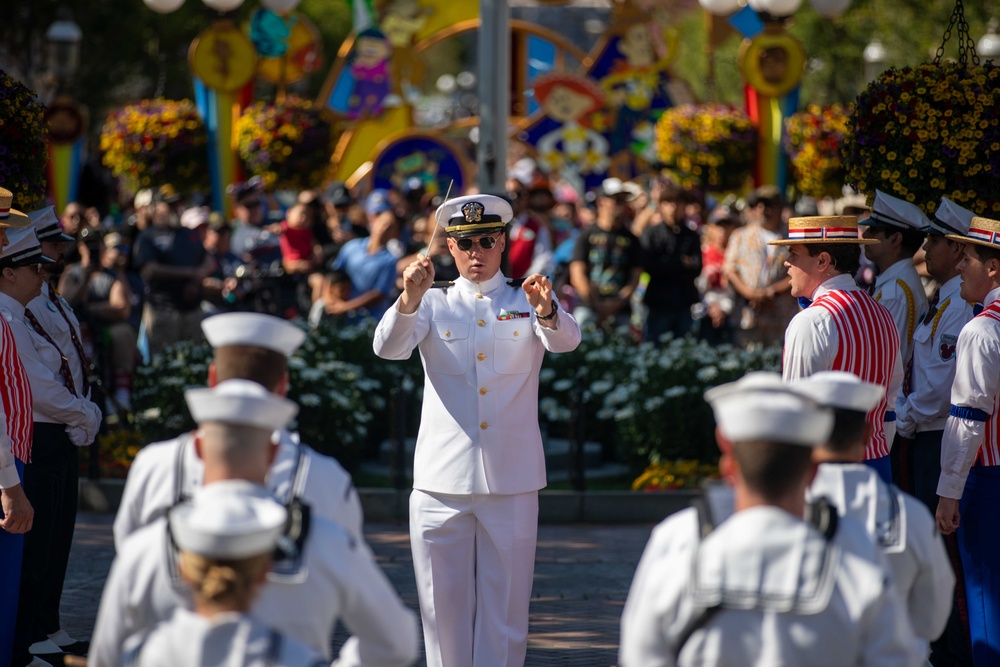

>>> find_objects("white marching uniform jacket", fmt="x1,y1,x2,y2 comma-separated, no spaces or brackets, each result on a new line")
896,275,974,437
372,272,581,495
619,506,923,667
113,429,363,550
91,509,418,667
123,608,327,667
938,286,1000,500
0,292,100,442
873,258,929,365
807,463,954,644
27,282,88,398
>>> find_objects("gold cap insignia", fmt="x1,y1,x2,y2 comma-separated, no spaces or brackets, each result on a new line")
462,201,485,223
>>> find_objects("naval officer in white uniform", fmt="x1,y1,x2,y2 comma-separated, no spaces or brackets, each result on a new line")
113,312,363,550
373,194,581,667
619,372,922,667
797,371,954,655
123,480,326,666
91,379,417,667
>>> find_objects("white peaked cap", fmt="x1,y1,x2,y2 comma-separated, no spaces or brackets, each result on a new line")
928,197,976,237
28,206,74,242
202,312,306,357
169,480,286,559
863,189,931,231
434,194,513,235
793,371,885,413
185,379,298,431
704,372,832,447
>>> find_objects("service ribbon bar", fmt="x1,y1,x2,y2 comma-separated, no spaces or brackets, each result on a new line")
968,227,1000,245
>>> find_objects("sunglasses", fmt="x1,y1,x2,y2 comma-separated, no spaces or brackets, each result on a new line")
454,235,501,251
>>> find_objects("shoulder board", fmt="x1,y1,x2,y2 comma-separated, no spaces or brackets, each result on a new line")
431,281,454,289
507,278,526,288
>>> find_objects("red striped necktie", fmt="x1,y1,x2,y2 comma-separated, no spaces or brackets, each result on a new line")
46,288,91,395
23,309,78,397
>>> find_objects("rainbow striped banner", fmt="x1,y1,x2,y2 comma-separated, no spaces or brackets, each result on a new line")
745,84,798,192
46,139,83,214
194,78,247,219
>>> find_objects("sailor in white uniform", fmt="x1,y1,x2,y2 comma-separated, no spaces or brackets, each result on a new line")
90,380,418,667
796,371,954,654
113,312,363,550
123,481,326,667
374,194,581,667
860,190,931,366
619,372,922,667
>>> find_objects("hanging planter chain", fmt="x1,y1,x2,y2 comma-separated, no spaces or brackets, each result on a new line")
934,0,980,67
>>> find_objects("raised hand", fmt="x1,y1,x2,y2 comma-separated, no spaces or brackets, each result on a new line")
399,254,436,314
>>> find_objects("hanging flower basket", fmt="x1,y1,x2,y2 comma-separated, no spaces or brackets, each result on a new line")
0,70,48,210
784,104,850,200
655,104,757,194
843,61,1000,216
100,99,209,195
235,96,338,191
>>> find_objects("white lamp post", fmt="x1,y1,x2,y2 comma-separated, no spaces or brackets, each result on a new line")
979,19,1000,60
863,38,886,83
45,12,82,84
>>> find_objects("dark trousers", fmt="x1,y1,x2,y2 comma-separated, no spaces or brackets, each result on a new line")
958,465,1000,666
912,431,973,667
0,458,25,667
644,309,693,346
12,424,78,666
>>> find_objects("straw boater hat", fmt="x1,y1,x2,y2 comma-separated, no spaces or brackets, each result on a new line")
767,215,879,246
0,188,32,229
946,216,1000,251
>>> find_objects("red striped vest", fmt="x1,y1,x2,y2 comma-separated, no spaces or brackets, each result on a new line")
812,289,900,459
972,301,1000,466
0,317,33,462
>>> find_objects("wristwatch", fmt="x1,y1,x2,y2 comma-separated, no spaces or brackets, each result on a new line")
536,299,559,321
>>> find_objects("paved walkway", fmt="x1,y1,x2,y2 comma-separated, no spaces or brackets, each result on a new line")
62,513,656,666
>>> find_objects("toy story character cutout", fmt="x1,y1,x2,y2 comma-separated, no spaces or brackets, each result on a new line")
328,27,398,120
250,9,323,88
380,0,432,102
590,2,679,175
531,73,609,193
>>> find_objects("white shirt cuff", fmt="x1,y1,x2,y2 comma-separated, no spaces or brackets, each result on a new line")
936,474,967,500
0,464,21,489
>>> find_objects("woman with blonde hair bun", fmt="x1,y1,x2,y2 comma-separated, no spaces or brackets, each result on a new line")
123,480,327,667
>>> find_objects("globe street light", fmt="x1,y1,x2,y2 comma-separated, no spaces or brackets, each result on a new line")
45,11,82,85
979,18,1000,61
863,38,887,84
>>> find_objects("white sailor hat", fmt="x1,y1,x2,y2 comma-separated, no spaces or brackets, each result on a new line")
927,197,976,237
0,188,32,229
793,371,885,413
184,379,298,431
169,480,287,559
435,194,513,238
704,371,833,447
28,206,74,242
201,312,306,357
0,226,56,269
861,189,931,232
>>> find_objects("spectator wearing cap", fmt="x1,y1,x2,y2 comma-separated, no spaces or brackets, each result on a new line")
620,372,920,667
860,190,931,367
228,179,282,268
933,214,1000,665
638,182,702,344
568,178,644,328
775,215,902,485
375,194,581,667
0,225,102,667
60,230,138,413
94,378,417,667
123,481,326,667
329,190,401,320
129,189,154,232
723,185,797,348
796,371,954,658
507,178,555,280
200,213,241,313
133,199,212,356
0,191,38,666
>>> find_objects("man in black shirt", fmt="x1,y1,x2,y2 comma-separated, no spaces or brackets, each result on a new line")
569,178,643,328
639,184,702,344
133,199,211,355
